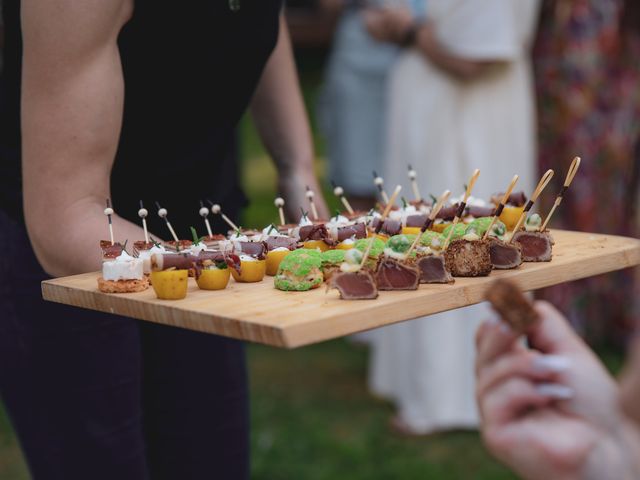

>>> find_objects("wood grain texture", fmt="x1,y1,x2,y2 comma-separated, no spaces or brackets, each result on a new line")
42,230,640,349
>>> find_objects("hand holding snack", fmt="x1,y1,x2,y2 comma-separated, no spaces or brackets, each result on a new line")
477,281,640,480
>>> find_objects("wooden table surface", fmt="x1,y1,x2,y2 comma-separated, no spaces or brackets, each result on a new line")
42,230,640,349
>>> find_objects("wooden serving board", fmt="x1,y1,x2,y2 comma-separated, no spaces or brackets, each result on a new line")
42,230,640,349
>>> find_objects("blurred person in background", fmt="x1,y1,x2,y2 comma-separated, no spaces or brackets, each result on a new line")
476,299,640,479
319,0,414,211
534,0,640,347
364,0,541,435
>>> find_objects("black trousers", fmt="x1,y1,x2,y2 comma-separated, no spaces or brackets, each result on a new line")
0,210,250,480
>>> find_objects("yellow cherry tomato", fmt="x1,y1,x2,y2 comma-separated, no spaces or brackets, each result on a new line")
500,206,525,231
302,240,330,252
231,259,267,283
266,250,291,276
151,270,189,300
196,268,230,290
401,227,422,236
431,223,449,233
335,241,355,250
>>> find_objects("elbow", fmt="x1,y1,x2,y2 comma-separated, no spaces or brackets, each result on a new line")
24,216,59,277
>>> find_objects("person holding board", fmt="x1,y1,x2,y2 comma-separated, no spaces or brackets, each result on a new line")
0,1,327,478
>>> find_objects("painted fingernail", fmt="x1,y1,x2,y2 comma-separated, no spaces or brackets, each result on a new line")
532,355,571,374
536,383,574,400
485,312,501,325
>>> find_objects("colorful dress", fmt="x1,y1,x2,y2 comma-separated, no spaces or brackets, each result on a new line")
534,0,640,345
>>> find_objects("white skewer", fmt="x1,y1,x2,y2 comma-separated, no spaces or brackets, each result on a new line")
199,203,213,238
408,165,422,202
360,185,402,268
274,197,286,226
210,203,240,232
138,201,149,243
104,200,115,245
156,203,179,243
332,183,355,215
306,187,319,220
373,172,390,205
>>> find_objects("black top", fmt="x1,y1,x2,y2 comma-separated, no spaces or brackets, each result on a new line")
0,0,281,236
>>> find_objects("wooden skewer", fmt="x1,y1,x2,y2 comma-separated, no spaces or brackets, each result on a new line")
155,201,180,243
199,200,213,238
507,169,555,243
405,189,451,258
274,197,286,226
331,181,354,215
306,186,319,220
442,169,481,250
360,185,402,268
208,201,240,232
407,165,422,202
540,156,581,231
104,198,115,245
138,200,149,244
482,175,519,241
373,171,390,205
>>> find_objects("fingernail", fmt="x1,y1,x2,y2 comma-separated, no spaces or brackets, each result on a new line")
532,355,571,374
485,312,501,326
536,383,574,400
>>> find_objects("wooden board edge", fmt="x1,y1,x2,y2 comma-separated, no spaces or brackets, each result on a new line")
41,281,291,348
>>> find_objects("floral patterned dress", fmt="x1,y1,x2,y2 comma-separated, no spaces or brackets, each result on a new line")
533,0,640,345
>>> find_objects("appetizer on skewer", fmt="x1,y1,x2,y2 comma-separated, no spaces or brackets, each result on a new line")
483,175,524,270
98,249,149,293
508,168,556,262
513,157,581,262
98,206,149,293
329,249,379,300
441,170,493,277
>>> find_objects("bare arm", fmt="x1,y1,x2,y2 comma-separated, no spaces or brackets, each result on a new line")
21,0,156,277
414,23,500,81
250,14,329,221
363,9,501,81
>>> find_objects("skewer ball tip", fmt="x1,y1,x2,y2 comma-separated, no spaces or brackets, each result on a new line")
104,207,114,216
157,208,168,218
210,204,221,214
199,207,209,217
333,185,344,196
274,197,285,208
137,208,148,218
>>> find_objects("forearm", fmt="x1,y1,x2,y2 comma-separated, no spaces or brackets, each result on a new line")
250,14,314,175
414,25,499,80
250,14,328,219
21,0,137,276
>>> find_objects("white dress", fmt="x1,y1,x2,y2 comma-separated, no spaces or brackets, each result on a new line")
370,0,541,433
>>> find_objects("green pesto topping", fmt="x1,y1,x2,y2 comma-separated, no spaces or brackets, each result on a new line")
442,223,467,240
386,234,417,253
420,231,444,247
277,249,322,277
321,249,346,266
354,238,385,258
525,213,542,231
274,275,322,292
466,217,506,238
344,248,364,265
